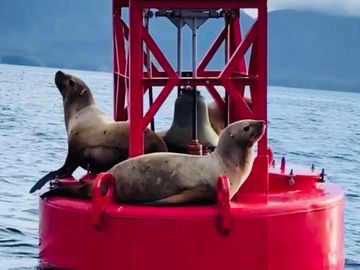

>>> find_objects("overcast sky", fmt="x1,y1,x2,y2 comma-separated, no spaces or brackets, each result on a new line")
268,0,360,16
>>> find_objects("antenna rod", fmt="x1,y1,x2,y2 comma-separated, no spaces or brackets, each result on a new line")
224,12,230,127
177,16,182,97
192,17,198,140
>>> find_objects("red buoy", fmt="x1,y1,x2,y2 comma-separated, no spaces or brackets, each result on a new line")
38,0,344,269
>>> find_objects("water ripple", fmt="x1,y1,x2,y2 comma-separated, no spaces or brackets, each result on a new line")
0,64,359,269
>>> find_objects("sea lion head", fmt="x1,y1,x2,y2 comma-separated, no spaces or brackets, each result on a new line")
55,71,94,107
216,119,266,167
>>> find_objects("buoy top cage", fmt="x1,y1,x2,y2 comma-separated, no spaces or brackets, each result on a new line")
112,0,268,193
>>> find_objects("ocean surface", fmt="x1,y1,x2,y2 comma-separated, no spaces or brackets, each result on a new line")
0,63,359,269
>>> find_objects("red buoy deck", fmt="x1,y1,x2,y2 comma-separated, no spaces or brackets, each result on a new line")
39,170,344,270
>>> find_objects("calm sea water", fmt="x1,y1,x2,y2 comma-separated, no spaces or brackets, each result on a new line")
0,63,359,269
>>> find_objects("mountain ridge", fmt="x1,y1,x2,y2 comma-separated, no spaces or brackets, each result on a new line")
0,1,359,92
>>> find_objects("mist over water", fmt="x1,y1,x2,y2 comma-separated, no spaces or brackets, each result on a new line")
0,64,359,269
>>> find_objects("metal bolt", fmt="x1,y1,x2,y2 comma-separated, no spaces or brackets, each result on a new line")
280,157,286,173
318,168,326,183
288,169,295,186
271,159,275,168
311,164,315,172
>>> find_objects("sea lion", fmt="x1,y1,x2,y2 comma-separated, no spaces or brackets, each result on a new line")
29,71,167,193
41,119,265,205
208,97,253,135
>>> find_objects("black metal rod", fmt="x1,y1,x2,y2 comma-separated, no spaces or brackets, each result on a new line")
177,17,182,97
192,88,197,140
192,18,198,140
225,93,229,127
224,14,230,127
149,88,155,131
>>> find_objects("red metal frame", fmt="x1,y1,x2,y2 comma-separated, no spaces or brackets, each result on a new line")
113,0,269,193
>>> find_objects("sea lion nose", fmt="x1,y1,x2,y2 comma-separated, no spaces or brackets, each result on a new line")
259,120,266,127
55,70,65,78
255,120,266,131
55,71,65,87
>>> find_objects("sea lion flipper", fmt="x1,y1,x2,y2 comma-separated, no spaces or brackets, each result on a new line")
29,168,65,193
40,183,92,200
144,129,168,153
143,187,212,206
29,162,77,193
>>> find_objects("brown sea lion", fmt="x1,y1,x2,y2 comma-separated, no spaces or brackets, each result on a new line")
29,71,167,193
41,119,265,205
208,97,253,135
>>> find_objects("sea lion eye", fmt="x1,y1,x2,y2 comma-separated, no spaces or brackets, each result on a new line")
244,126,250,132
69,79,75,87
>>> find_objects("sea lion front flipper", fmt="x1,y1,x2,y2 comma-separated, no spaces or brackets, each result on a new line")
29,168,66,193
144,129,168,153
29,163,78,193
143,186,214,206
30,143,81,193
40,182,92,200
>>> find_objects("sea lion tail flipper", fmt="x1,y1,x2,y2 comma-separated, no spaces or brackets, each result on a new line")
29,166,71,193
40,183,92,200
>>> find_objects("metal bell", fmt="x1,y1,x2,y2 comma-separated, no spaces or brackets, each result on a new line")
164,89,219,153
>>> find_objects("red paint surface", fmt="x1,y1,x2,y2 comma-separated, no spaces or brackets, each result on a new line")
39,178,344,270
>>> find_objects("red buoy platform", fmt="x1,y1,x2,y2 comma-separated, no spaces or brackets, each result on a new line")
37,0,345,269
39,168,344,270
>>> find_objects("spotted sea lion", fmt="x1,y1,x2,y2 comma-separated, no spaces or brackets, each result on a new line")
29,71,167,193
41,119,265,205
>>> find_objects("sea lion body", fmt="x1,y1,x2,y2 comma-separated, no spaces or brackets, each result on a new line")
42,119,265,204
30,71,167,193
67,105,162,172
109,152,231,203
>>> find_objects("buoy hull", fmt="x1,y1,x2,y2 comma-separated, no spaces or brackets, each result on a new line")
39,182,344,270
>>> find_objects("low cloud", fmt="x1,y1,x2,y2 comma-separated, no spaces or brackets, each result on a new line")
269,0,360,16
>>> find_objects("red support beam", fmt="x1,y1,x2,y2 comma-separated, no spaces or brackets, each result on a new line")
133,0,267,9
220,21,257,78
142,26,179,79
142,77,256,87
119,18,160,74
113,6,127,121
206,85,225,111
255,7,269,193
197,27,227,75
142,80,178,129
230,10,247,73
128,2,144,157
228,9,247,124
221,80,254,119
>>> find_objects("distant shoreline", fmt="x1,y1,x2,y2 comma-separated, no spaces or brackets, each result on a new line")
1,62,359,94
